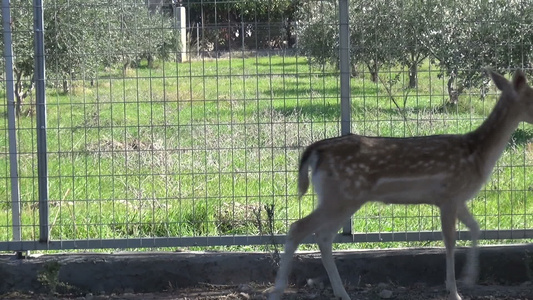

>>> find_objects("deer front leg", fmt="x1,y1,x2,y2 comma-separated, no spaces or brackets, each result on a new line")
440,204,462,300
457,203,480,286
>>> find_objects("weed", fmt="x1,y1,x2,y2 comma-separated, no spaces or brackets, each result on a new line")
37,261,61,294
265,204,281,267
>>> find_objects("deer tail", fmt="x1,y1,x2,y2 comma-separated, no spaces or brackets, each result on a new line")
297,147,316,199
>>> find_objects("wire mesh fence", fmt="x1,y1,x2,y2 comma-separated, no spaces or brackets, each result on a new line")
1,0,533,252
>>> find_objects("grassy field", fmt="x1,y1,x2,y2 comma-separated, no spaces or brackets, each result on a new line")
1,55,532,250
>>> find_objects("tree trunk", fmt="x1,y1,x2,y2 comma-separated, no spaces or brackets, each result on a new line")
13,70,36,116
371,70,378,82
15,91,22,116
447,76,459,105
366,62,379,83
62,80,69,94
14,71,23,116
351,62,359,78
408,62,418,88
122,59,130,77
286,1,297,48
147,54,154,68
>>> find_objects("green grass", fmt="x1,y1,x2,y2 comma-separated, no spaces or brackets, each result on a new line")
1,55,533,251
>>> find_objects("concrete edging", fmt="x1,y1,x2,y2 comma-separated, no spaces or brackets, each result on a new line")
0,244,532,295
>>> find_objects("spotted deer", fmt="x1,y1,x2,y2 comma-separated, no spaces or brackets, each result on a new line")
267,70,533,300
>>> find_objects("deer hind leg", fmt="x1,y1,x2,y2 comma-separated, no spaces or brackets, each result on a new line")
315,205,360,300
457,203,480,286
440,203,462,300
316,225,350,299
269,207,339,300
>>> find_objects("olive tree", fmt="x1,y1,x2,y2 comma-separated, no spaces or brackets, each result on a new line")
394,0,441,88
428,0,533,103
44,0,110,93
1,0,35,115
297,0,400,81
104,1,179,73
297,0,425,84
295,1,339,67
352,1,407,83
1,0,179,112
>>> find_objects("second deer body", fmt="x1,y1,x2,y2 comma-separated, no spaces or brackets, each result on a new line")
268,70,533,300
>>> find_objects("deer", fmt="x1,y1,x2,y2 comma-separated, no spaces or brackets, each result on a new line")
267,70,533,300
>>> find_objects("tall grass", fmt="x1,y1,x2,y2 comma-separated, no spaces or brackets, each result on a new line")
0,55,532,249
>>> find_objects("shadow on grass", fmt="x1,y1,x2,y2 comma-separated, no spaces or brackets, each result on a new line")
272,101,423,121
274,101,341,120
272,99,472,130
270,81,379,99
510,128,533,147
253,59,310,68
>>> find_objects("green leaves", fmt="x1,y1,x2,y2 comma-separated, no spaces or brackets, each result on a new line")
298,0,533,102
428,0,533,102
1,0,179,103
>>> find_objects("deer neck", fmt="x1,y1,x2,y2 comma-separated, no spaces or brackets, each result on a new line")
467,97,522,177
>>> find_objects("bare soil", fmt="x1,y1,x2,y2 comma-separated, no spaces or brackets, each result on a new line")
1,246,532,300
2,282,532,300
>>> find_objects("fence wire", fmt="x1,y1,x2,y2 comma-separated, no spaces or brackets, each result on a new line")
1,0,533,251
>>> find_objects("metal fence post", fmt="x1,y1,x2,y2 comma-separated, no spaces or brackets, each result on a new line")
339,0,352,235
174,5,187,62
2,0,22,244
33,0,49,243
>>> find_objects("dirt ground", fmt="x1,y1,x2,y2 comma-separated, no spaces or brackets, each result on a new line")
2,281,532,300
2,246,532,300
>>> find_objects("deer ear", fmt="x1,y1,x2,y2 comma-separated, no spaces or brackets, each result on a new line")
488,70,510,91
512,69,527,90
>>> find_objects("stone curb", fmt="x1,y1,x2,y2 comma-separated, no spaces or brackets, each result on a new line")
0,244,532,295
